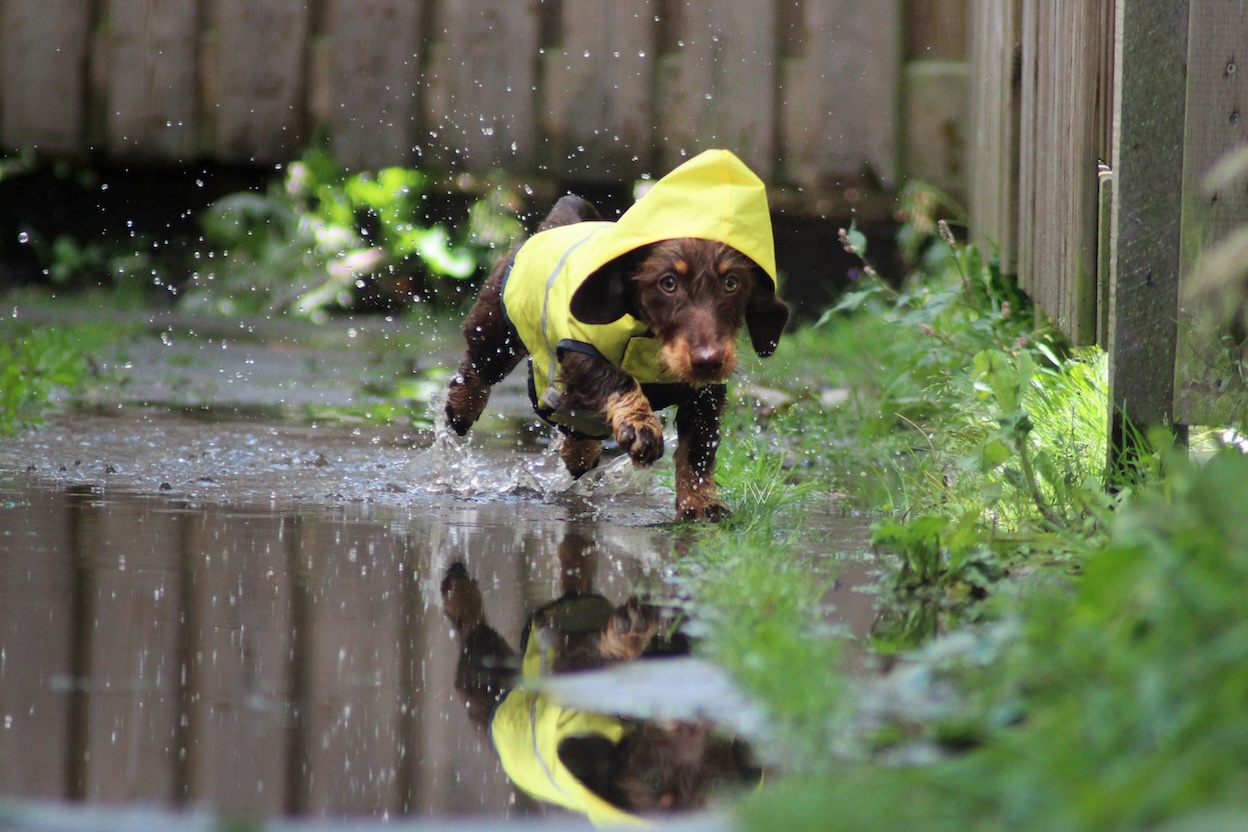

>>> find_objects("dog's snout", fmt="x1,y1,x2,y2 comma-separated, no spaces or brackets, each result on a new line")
690,345,726,373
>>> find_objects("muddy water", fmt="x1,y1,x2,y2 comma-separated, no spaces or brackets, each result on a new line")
0,408,874,823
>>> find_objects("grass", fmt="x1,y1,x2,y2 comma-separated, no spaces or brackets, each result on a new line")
0,319,122,435
669,223,1248,828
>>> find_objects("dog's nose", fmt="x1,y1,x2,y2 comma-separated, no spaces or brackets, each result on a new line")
690,346,726,374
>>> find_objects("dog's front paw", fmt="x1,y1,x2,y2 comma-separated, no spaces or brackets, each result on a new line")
677,496,731,523
607,390,663,466
445,371,489,436
599,596,661,661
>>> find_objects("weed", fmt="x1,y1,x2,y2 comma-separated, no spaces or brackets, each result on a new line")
185,148,521,319
0,321,118,434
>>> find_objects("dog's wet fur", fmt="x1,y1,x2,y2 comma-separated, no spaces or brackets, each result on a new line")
445,195,785,521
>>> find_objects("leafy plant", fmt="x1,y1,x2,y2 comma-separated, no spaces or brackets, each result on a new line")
186,149,520,319
0,322,116,434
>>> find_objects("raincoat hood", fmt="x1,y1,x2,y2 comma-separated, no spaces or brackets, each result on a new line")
568,148,778,297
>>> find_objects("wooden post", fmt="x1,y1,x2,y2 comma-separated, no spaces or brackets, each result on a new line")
1172,0,1248,426
1106,0,1190,467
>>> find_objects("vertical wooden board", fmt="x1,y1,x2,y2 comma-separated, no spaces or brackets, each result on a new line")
325,0,424,171
1107,0,1189,434
784,0,902,190
552,0,658,181
434,0,539,172
105,0,199,160
1016,0,1038,295
1019,0,1104,345
0,0,91,154
902,61,969,200
210,0,311,162
907,0,969,60
655,0,778,180
967,0,1021,272
1173,0,1248,425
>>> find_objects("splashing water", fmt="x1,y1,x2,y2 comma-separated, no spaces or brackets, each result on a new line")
405,392,662,502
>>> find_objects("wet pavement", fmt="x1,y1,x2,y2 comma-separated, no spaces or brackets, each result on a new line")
0,313,875,827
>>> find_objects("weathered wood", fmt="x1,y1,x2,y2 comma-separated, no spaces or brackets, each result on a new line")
0,0,91,154
902,61,969,199
433,0,539,171
967,0,1021,273
1106,0,1190,449
325,0,424,171
783,0,902,189
105,0,199,160
1016,0,1105,345
655,0,778,179
1172,0,1248,426
210,0,311,162
547,0,658,181
907,0,968,60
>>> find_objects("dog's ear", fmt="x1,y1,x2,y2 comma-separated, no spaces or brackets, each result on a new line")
569,261,629,324
746,273,790,357
569,249,646,325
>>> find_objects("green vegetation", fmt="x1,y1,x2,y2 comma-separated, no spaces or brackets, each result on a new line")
0,321,119,435
187,149,523,319
673,202,1248,828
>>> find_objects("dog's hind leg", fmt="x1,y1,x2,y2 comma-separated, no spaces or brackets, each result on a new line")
445,260,526,435
674,384,729,522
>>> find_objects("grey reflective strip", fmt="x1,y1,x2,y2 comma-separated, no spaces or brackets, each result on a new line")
540,228,602,397
529,697,571,799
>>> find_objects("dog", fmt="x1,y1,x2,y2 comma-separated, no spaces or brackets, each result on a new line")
440,529,760,822
444,150,789,521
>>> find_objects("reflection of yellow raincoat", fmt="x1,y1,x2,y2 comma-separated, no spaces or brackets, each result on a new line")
490,603,646,828
501,149,781,437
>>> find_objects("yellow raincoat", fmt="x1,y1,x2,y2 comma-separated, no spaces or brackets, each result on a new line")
501,149,782,437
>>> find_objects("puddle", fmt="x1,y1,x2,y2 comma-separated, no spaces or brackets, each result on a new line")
0,318,877,824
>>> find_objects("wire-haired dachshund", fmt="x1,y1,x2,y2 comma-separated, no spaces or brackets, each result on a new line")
444,153,788,521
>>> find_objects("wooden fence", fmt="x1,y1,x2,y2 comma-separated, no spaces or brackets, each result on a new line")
968,0,1248,437
0,0,969,201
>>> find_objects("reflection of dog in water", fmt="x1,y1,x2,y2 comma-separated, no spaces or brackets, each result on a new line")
440,533,759,824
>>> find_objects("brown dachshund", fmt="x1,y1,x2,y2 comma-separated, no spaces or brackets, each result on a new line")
444,150,788,521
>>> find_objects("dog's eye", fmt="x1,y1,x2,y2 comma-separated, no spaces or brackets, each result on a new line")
659,274,678,293
723,274,739,293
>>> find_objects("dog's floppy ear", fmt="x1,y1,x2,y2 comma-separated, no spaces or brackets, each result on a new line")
569,248,646,325
569,260,629,324
746,272,790,357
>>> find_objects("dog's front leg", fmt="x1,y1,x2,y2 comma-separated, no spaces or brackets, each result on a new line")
675,385,729,521
558,352,664,468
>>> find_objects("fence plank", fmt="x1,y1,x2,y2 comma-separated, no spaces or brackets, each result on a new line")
0,0,91,154
1106,0,1189,449
325,0,424,171
550,0,658,181
1016,0,1104,345
105,0,199,160
432,0,539,172
907,0,968,60
1172,0,1248,425
210,0,310,162
783,0,901,190
967,0,1021,273
655,0,778,180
